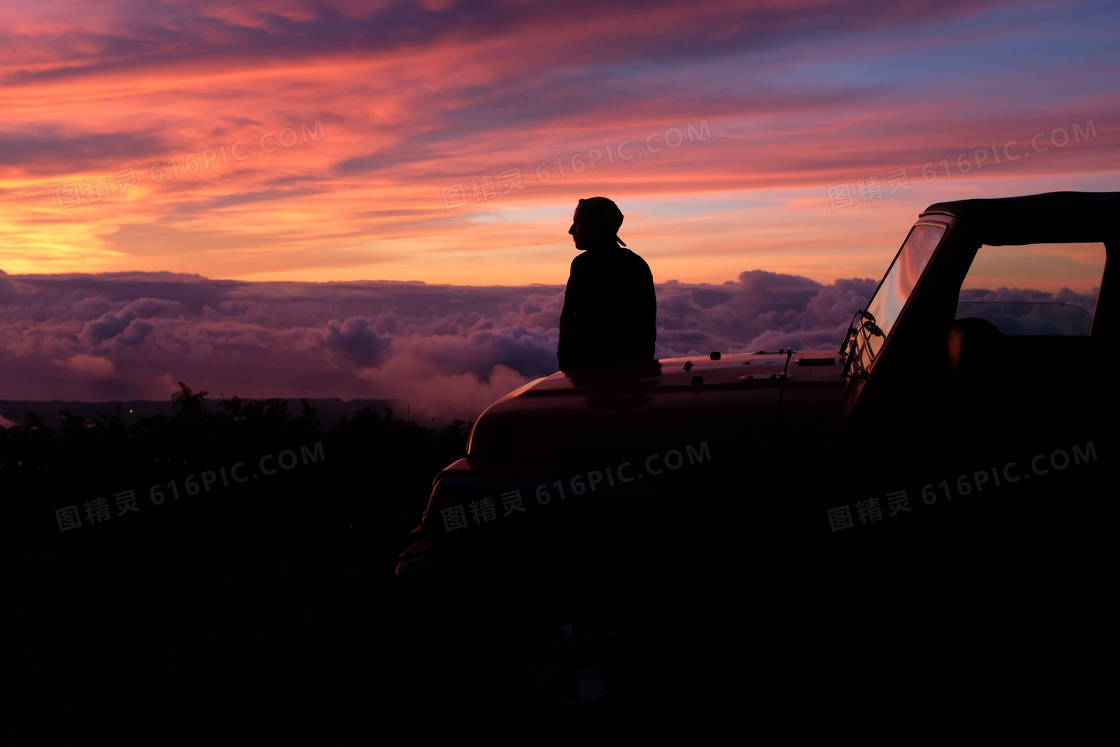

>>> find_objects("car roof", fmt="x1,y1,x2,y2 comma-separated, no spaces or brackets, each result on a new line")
920,190,1120,245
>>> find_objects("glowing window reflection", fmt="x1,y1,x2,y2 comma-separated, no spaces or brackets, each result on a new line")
955,242,1105,335
864,223,945,358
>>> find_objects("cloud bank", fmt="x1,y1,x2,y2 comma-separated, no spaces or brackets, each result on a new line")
0,269,882,422
3,269,1099,422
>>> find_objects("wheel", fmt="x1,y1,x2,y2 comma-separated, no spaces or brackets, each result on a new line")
510,587,638,712
454,506,714,717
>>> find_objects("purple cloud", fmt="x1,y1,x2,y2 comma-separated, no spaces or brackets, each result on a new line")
0,269,885,422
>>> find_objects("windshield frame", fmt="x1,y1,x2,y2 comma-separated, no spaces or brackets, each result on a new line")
845,220,947,376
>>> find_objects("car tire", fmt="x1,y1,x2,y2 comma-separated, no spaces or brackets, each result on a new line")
491,536,711,716
507,580,639,713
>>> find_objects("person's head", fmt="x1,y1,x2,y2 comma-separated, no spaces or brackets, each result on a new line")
569,197,626,251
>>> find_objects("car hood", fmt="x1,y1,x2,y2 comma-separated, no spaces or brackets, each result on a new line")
466,349,845,471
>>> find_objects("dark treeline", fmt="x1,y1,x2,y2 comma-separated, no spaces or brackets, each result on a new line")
2,382,470,546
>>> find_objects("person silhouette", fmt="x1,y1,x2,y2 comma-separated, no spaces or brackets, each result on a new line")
557,197,657,371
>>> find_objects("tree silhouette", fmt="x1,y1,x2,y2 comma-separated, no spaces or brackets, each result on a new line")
2,381,474,541
171,381,209,421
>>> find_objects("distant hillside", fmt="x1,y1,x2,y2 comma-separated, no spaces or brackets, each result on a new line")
0,398,396,428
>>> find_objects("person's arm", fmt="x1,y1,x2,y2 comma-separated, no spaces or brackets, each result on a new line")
557,255,592,370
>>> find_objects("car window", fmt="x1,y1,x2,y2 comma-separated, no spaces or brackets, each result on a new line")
955,242,1105,335
863,222,945,358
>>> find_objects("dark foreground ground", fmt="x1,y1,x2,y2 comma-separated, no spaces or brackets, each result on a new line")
4,447,1110,745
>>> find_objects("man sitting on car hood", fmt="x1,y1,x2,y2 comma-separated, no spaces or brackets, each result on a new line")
557,197,657,371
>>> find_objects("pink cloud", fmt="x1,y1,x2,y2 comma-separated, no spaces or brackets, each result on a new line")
63,353,116,378
1,270,877,420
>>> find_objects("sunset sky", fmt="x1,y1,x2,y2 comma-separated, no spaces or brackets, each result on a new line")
3,0,1116,286
1,0,1117,415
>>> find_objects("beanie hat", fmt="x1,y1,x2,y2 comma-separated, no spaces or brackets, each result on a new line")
578,197,626,246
